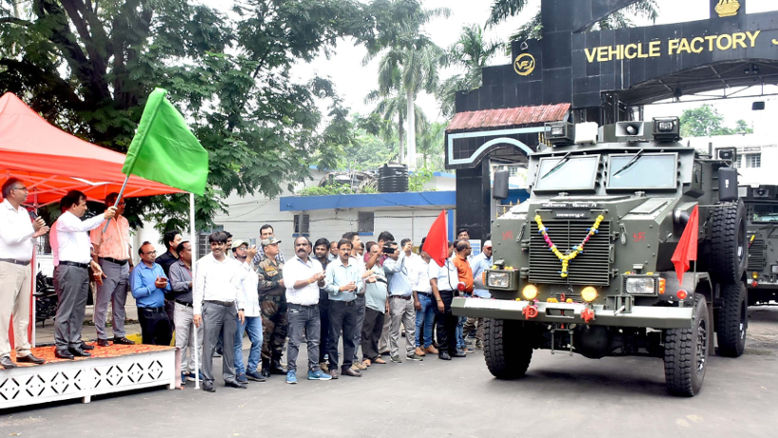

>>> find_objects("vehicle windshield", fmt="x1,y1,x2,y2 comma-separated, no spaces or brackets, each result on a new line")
607,152,677,190
534,155,599,192
752,205,778,223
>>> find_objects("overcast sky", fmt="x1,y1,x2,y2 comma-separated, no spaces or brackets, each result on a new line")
304,0,778,132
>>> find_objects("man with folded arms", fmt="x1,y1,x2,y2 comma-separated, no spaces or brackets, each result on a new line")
325,238,364,378
131,242,172,346
0,178,49,368
193,231,247,392
90,192,135,347
52,190,116,359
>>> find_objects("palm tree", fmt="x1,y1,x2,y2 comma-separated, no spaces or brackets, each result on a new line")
487,0,659,42
438,24,502,117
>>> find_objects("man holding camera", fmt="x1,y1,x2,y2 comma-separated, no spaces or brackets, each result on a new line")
383,239,421,362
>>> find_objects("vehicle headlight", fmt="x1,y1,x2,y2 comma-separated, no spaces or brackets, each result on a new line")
625,277,655,294
487,271,510,288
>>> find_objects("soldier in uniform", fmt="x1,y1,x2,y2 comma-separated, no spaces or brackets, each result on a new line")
257,237,288,378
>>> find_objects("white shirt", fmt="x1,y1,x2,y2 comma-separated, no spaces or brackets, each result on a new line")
193,253,245,315
238,260,261,317
0,199,35,261
283,256,323,305
53,211,105,264
429,257,458,291
408,254,431,293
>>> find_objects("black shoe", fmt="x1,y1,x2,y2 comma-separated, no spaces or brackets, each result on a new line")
0,355,17,369
80,342,95,350
225,379,247,389
97,339,111,347
439,351,452,360
113,336,135,345
260,367,271,378
55,349,75,360
453,350,467,358
246,370,266,382
269,360,286,375
202,382,215,392
16,353,45,365
69,347,91,357
341,367,362,377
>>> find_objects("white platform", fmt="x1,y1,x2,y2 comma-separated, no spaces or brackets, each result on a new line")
0,347,175,409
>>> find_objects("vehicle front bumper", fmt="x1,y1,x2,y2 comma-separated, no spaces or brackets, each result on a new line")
452,297,694,329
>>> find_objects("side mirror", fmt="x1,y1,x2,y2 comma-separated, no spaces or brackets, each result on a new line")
718,167,739,202
493,170,509,200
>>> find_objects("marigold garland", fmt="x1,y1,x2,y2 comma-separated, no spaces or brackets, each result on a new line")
534,214,605,278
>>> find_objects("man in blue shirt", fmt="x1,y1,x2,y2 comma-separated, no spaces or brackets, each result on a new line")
465,240,493,349
324,238,364,378
131,241,172,346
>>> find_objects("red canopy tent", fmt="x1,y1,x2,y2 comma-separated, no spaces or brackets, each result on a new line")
0,92,183,204
0,91,183,348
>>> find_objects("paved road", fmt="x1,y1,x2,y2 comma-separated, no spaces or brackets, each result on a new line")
3,307,778,438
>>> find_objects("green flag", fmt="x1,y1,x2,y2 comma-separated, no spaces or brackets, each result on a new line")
122,88,209,195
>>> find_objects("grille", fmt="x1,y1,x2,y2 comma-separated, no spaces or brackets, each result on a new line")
529,219,611,286
747,238,766,271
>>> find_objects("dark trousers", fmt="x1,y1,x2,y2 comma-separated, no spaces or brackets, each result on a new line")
137,307,172,346
361,307,385,361
287,303,321,373
318,289,330,363
434,290,457,355
328,299,358,370
201,301,238,384
53,265,89,349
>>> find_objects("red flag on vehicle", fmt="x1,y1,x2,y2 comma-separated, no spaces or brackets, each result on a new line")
423,210,449,267
670,205,699,283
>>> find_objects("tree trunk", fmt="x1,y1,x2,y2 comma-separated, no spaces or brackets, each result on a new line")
398,112,405,164
406,90,416,170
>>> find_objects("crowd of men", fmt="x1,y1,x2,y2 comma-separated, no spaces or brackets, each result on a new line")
0,180,494,394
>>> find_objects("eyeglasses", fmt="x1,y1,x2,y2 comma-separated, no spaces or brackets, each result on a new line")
12,186,28,192
143,250,157,255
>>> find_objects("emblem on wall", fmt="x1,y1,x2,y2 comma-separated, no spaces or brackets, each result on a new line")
715,0,741,18
513,53,536,76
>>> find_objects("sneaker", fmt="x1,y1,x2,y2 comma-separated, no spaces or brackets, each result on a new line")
406,352,424,361
237,373,248,384
246,370,266,382
425,345,439,355
286,370,297,384
181,372,188,384
185,372,196,382
307,369,332,381
390,355,402,363
414,346,426,357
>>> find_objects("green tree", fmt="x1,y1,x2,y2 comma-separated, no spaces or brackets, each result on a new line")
487,0,658,42
0,0,378,230
680,105,753,137
438,24,502,117
364,0,447,170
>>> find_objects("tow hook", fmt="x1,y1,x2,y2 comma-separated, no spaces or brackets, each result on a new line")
581,307,595,324
522,300,539,319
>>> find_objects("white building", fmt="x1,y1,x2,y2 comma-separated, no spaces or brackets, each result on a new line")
686,133,777,187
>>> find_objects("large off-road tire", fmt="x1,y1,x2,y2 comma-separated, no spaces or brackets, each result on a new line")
716,282,747,357
664,294,709,397
483,318,533,379
709,201,747,283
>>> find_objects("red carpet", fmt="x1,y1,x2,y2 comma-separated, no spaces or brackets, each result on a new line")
9,343,174,367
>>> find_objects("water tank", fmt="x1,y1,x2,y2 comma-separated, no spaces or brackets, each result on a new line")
377,163,409,192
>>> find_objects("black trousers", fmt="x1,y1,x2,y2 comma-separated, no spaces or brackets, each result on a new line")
137,307,172,346
433,290,457,355
328,299,358,370
361,307,385,361
318,289,330,363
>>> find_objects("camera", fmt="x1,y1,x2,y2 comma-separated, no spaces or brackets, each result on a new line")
382,242,397,255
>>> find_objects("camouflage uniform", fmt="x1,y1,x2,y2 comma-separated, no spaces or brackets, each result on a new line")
257,256,288,374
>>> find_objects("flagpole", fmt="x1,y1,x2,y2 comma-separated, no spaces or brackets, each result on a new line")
190,192,200,390
101,173,131,234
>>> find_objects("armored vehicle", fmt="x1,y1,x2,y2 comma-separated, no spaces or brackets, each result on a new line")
742,185,778,305
453,118,747,397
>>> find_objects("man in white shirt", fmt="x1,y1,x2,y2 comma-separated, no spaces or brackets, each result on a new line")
193,231,247,392
430,242,461,361
231,239,266,384
52,190,116,359
282,236,331,384
0,178,49,368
